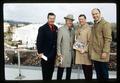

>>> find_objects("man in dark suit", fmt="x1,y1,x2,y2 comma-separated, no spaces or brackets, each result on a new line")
36,13,58,80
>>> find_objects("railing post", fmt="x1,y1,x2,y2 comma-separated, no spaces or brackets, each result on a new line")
15,49,25,80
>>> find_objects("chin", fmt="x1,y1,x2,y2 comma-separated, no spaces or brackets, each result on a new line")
95,18,99,21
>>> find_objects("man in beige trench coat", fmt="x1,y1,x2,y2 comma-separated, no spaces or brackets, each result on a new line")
74,14,92,80
89,8,112,80
56,14,75,80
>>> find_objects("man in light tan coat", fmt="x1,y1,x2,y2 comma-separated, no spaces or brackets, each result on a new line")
89,8,112,80
74,14,92,80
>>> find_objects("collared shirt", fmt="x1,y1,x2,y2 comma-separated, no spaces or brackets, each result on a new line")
48,23,55,32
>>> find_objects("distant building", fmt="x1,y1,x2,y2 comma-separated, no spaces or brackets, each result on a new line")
12,23,62,49
12,24,43,48
17,24,25,27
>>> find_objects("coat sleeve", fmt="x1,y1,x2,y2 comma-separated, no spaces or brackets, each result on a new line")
102,23,112,53
57,28,63,55
75,29,78,41
36,27,45,54
84,28,91,52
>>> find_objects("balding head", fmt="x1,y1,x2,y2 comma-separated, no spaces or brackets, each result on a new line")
91,8,101,22
92,8,101,13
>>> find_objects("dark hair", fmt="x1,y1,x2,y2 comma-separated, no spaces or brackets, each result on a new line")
47,12,56,19
79,14,86,19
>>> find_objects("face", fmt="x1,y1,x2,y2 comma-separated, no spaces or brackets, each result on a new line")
92,9,101,21
78,16,86,25
66,19,73,28
48,15,55,25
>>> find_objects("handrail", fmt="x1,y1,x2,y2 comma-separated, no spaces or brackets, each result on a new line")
5,49,117,55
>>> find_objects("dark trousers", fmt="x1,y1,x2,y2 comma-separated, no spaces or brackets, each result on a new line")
82,64,93,80
41,59,55,80
57,67,72,80
93,61,109,80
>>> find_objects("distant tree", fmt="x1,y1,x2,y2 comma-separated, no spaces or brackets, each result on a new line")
6,25,13,41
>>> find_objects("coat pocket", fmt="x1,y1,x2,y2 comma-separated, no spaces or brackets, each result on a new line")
93,44,102,55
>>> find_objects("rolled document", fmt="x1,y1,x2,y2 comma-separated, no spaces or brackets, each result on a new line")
41,54,48,61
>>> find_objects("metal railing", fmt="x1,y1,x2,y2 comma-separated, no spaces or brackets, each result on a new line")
4,48,117,80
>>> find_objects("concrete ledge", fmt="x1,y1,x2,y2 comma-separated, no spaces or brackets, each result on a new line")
5,65,116,80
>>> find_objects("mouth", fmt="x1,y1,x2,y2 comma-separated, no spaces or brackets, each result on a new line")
94,17,98,20
50,21,54,23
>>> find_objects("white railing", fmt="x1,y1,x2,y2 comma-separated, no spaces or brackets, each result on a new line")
4,48,117,80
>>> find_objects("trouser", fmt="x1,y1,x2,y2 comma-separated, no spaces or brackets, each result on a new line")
41,59,55,80
82,64,93,80
93,61,109,80
57,67,72,80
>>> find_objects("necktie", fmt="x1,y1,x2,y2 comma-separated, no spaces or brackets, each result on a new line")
51,25,55,32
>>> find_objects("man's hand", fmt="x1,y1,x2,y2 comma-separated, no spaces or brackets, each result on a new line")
57,54,63,65
37,53,43,59
78,48,85,53
80,49,85,53
101,53,107,59
58,54,63,58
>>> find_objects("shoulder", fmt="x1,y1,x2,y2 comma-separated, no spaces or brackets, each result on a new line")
101,19,110,25
84,23,91,31
101,19,111,29
38,23,48,31
58,25,65,31
100,19,112,32
86,23,91,27
41,23,48,28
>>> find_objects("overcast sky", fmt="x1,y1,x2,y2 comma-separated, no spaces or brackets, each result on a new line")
4,3,116,23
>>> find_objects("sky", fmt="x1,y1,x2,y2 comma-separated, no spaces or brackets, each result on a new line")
4,3,116,23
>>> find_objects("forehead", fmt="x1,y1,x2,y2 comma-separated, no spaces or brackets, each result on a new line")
66,19,73,22
92,9,100,14
78,16,85,19
48,15,55,18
